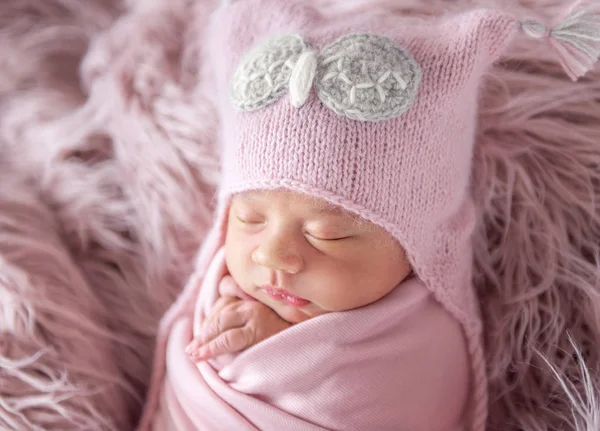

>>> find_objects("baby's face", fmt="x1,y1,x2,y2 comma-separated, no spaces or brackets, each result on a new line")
224,189,412,324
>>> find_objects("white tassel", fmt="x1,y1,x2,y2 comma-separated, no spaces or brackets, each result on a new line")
519,1,600,81
289,50,318,108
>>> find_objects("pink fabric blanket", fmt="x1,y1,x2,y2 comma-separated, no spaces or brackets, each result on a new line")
142,247,471,431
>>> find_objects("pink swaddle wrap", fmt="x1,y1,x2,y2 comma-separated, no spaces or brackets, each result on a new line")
150,247,470,431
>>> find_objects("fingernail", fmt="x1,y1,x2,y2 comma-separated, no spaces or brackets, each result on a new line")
193,347,207,361
191,353,205,363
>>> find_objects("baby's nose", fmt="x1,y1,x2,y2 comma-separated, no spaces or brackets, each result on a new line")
251,231,303,274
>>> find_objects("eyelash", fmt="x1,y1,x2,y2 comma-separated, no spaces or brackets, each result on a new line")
306,232,353,242
236,215,264,224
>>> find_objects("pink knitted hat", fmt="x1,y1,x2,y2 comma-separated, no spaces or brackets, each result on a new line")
199,1,600,429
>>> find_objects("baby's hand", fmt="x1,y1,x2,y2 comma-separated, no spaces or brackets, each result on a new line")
185,294,292,362
217,275,255,301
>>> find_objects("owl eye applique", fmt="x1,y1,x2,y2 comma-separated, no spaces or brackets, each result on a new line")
230,33,422,122
230,34,308,111
316,34,421,121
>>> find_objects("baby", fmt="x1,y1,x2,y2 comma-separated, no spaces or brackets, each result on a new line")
173,186,471,431
135,0,593,429
185,189,414,362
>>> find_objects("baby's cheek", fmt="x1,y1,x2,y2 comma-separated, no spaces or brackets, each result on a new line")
225,242,256,295
306,268,354,310
317,263,394,311
224,243,243,283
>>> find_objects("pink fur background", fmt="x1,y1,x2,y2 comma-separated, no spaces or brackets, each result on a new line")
0,0,599,430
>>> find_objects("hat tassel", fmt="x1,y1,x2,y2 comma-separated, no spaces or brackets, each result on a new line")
518,1,600,81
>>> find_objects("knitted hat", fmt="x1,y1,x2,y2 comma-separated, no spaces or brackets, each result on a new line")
199,1,600,429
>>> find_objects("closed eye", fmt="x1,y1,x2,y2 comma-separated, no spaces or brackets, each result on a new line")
307,232,353,241
236,215,264,224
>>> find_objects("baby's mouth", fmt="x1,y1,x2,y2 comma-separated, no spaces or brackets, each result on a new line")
260,286,310,308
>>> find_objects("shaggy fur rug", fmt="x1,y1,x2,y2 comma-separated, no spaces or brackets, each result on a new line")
1,0,599,430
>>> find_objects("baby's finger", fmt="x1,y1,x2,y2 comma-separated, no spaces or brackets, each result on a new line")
200,308,247,344
190,327,252,362
219,276,256,301
218,276,239,297
205,296,238,322
185,338,202,356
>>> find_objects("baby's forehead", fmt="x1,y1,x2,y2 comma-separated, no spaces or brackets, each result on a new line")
233,190,359,219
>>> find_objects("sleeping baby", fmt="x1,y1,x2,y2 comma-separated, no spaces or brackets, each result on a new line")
132,0,566,428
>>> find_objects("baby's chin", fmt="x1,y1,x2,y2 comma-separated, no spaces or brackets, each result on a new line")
267,300,322,324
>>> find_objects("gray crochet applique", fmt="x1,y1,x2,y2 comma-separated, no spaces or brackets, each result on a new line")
316,34,421,122
229,33,422,122
230,34,309,111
